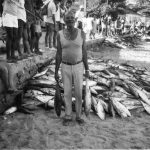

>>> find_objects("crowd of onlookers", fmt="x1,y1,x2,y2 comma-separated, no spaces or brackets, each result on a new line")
0,0,150,62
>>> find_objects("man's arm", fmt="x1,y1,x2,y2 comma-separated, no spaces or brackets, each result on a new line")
55,33,62,81
81,30,89,78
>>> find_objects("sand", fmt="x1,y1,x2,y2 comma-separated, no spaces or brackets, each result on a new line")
1,37,150,149
0,109,150,149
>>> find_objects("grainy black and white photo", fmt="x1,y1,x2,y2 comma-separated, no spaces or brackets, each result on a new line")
0,0,150,149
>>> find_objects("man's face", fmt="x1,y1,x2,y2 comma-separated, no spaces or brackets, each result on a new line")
65,15,75,29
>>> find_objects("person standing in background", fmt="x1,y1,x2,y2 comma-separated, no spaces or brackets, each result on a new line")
75,5,84,30
30,4,43,55
60,1,66,30
53,1,60,49
17,0,28,59
24,0,36,55
2,0,20,62
45,0,60,49
91,15,97,39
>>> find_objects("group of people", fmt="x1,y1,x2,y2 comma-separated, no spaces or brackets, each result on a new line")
0,0,46,63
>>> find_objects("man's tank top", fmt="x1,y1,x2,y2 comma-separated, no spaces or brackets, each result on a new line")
59,28,83,64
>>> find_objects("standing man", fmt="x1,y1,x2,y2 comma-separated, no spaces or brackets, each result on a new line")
24,0,35,55
55,11,89,126
75,5,84,30
2,0,19,62
53,1,60,49
17,0,28,59
60,1,66,30
45,0,60,49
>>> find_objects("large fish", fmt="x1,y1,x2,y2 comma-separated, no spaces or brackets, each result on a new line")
83,80,97,87
91,96,97,113
84,79,92,117
111,97,131,118
90,87,98,94
128,83,150,106
96,100,105,120
54,82,63,117
115,86,131,96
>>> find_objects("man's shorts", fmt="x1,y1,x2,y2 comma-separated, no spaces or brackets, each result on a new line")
46,22,54,31
2,13,18,28
18,19,26,28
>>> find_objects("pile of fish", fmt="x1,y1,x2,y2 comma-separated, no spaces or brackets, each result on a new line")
114,34,142,48
4,58,150,120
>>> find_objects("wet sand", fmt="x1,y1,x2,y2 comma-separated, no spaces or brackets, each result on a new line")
1,37,150,149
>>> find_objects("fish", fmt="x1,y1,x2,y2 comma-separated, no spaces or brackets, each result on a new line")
33,68,49,78
4,106,17,115
96,100,105,120
91,96,97,113
115,86,131,96
47,99,54,108
99,99,109,113
126,105,143,110
129,83,150,106
35,95,54,103
21,98,43,110
108,99,116,117
84,79,92,117
141,101,150,115
90,87,98,95
83,80,97,87
89,64,108,72
54,82,63,117
28,80,56,88
91,85,107,92
111,97,131,118
120,99,141,106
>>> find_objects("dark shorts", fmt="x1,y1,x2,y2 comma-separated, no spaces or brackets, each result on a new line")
46,23,54,31
18,19,26,28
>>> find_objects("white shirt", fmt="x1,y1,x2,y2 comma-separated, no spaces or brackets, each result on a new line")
17,0,26,22
86,17,93,31
75,10,84,22
55,3,60,22
47,0,56,24
60,7,65,24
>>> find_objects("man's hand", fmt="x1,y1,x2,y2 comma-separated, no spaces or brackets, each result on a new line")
85,70,89,79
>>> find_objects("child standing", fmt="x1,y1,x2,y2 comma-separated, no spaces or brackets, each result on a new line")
30,7,43,55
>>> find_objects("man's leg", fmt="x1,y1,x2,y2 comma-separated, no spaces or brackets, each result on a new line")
49,23,54,48
30,23,36,53
61,64,72,118
35,32,42,55
18,19,24,57
5,27,13,60
72,62,84,119
23,23,32,55
45,23,49,48
11,27,18,59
